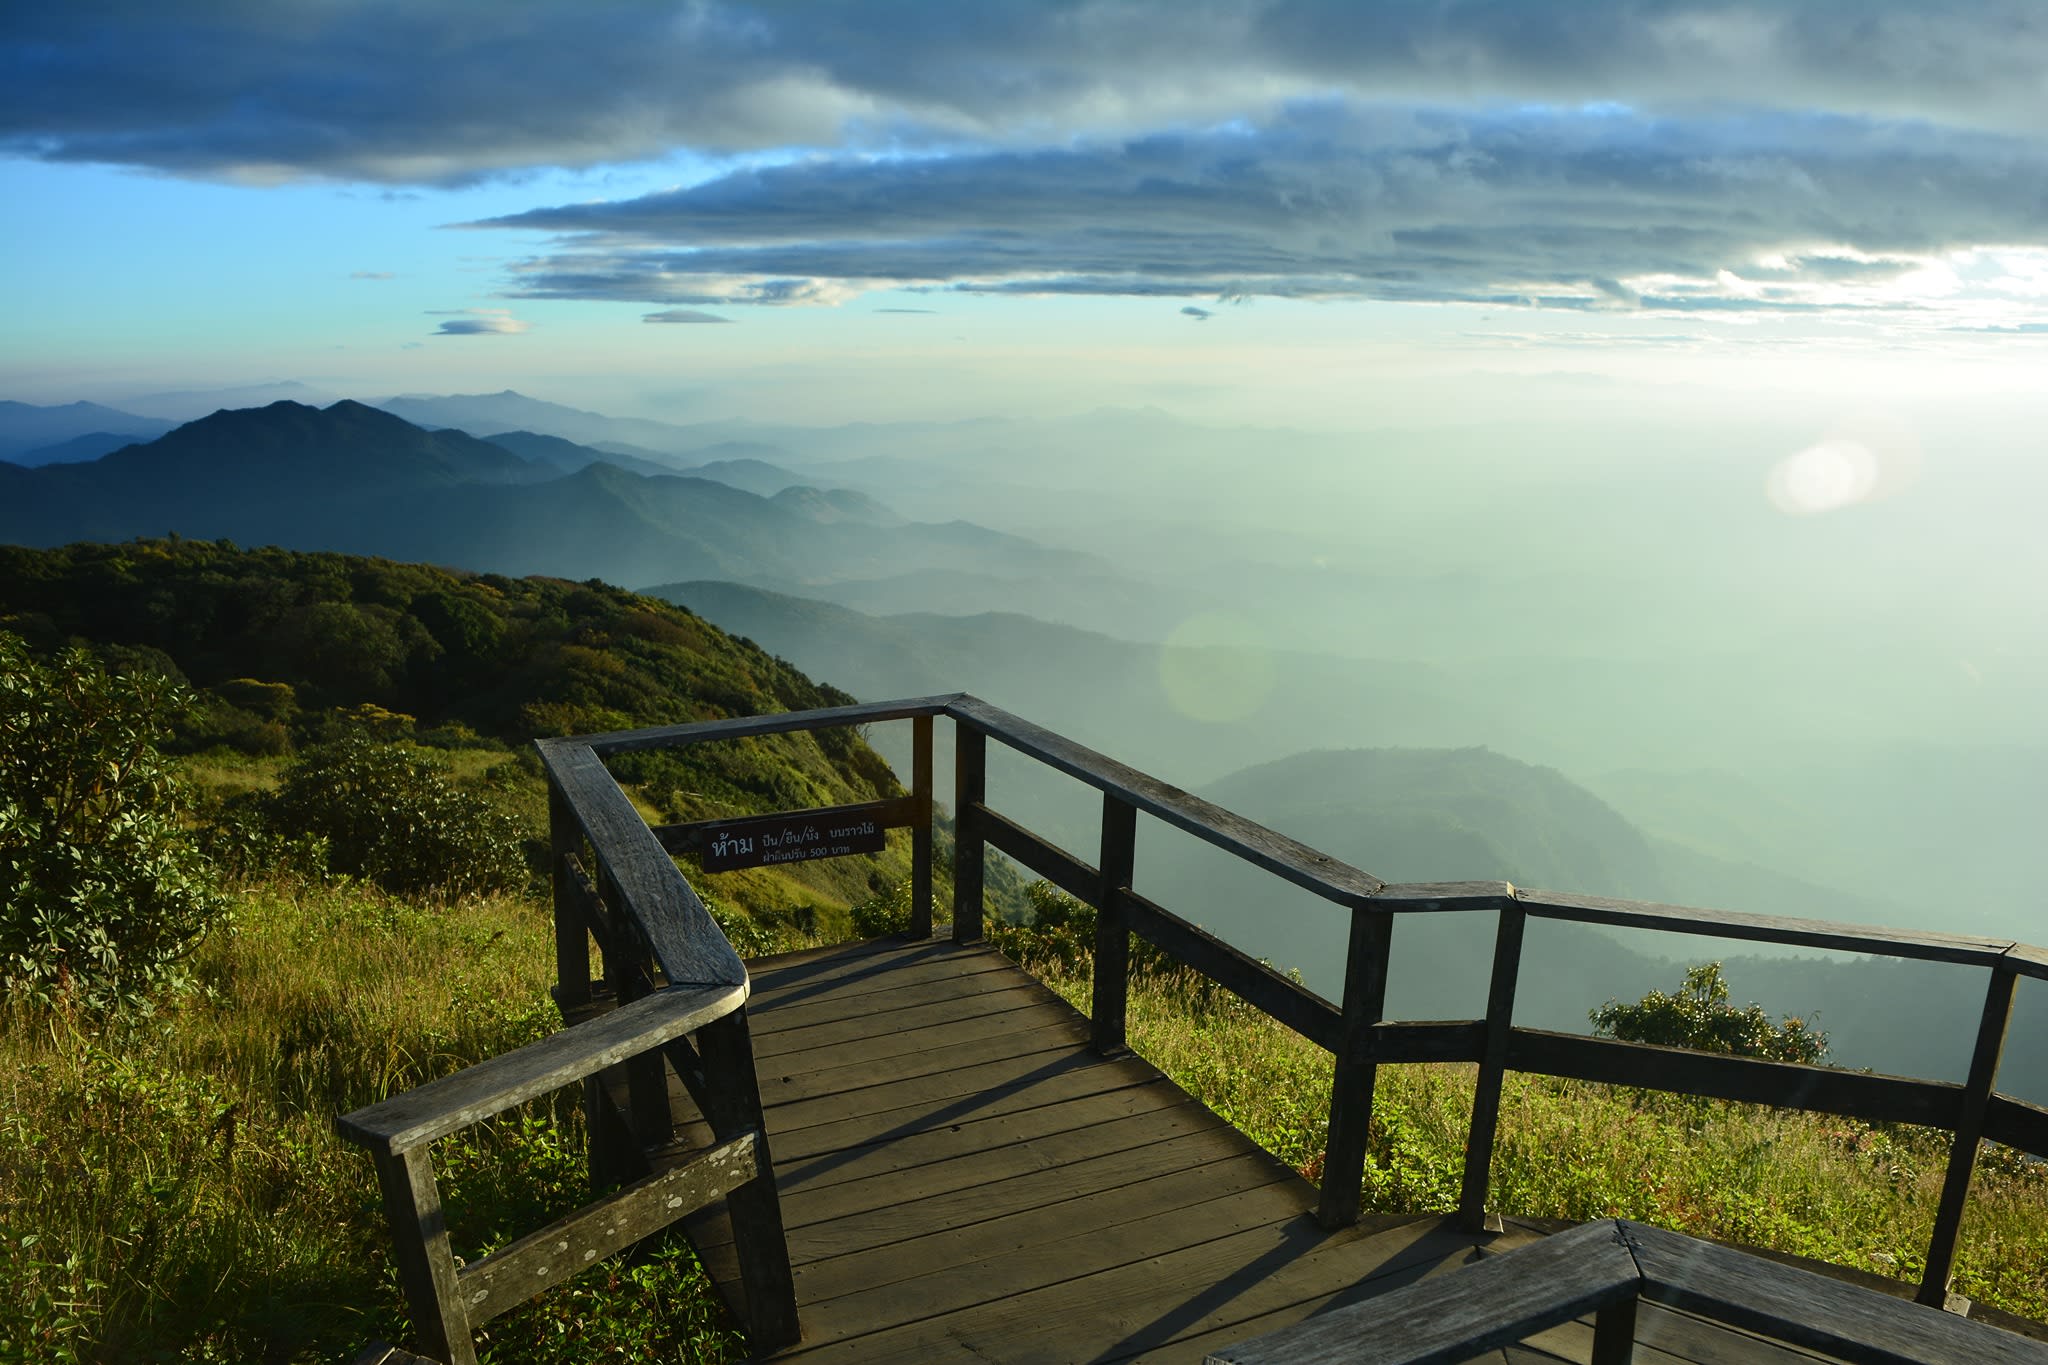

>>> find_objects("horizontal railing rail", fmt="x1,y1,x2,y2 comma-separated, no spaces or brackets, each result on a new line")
354,692,2046,1359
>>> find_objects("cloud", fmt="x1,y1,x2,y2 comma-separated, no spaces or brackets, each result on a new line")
1182,306,1214,321
875,308,937,314
428,308,529,336
349,271,395,280
466,102,2048,317
642,308,733,324
6,3,2048,184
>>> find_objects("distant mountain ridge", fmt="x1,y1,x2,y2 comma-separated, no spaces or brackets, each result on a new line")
0,399,177,461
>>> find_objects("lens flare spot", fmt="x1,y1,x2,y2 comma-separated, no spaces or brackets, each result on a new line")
1767,412,1921,517
1158,611,1276,723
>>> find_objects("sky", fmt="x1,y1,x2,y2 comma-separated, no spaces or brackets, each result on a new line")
5,1,2048,428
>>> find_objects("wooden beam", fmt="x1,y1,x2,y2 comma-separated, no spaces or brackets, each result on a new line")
652,796,917,856
1627,1219,2048,1364
1318,909,1393,1228
1122,891,1343,1052
337,982,746,1156
456,1134,759,1326
952,725,987,945
945,695,1385,907
1092,795,1138,1054
547,781,590,1010
1459,907,1525,1231
1203,1218,1641,1364
1919,966,2016,1307
535,742,746,989
1507,1029,1964,1129
372,1145,475,1365
551,694,962,756
911,714,934,940
977,803,1098,903
1982,1093,2048,1160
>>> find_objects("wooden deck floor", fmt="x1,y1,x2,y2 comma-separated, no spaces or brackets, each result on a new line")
666,938,1888,1364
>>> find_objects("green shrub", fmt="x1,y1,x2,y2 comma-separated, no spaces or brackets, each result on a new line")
269,734,527,898
1591,961,1828,1064
0,632,226,1011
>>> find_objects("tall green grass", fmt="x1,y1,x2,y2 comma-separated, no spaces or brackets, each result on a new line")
0,875,743,1364
1019,954,2048,1321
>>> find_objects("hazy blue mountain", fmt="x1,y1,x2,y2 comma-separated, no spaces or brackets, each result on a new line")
116,380,340,421
768,486,905,527
481,429,679,479
8,432,146,466
0,400,175,460
376,389,711,457
681,456,812,496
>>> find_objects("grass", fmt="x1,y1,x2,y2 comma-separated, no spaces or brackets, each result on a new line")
0,874,746,1364
1011,947,2048,1322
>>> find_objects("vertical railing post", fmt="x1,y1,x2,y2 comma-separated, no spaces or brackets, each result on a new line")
1459,905,1527,1231
697,1009,800,1350
910,715,934,939
1917,963,2016,1306
373,1144,477,1365
1590,1290,1639,1365
1318,906,1393,1228
952,723,986,944
549,779,590,1010
1091,794,1138,1054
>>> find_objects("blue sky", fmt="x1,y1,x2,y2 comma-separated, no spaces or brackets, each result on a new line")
5,1,2047,426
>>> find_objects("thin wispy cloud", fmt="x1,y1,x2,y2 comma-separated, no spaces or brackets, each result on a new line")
349,271,395,280
642,309,733,324
427,309,529,336
1182,306,1214,321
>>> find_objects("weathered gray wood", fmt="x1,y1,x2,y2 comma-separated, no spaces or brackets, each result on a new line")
1591,1290,1639,1365
946,695,1386,906
651,796,917,856
1092,794,1138,1054
1506,1028,1963,1129
535,741,746,988
456,1133,758,1326
912,714,934,939
372,1145,475,1365
1368,1019,1487,1063
350,1344,443,1365
976,802,1098,903
1918,965,2016,1306
694,1007,799,1349
338,982,746,1155
1371,881,1521,910
1461,907,1526,1231
1627,1219,2048,1364
548,783,590,1010
2005,941,2048,983
1982,1093,2048,1158
1123,890,1344,1051
1205,1218,1641,1364
560,694,961,756
953,724,986,944
1319,908,1393,1227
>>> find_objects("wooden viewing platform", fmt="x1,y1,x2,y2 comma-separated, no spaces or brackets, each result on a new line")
340,696,2048,1365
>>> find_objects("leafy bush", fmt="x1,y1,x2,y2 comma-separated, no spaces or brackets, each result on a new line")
1591,961,1828,1064
268,734,528,898
0,632,226,1011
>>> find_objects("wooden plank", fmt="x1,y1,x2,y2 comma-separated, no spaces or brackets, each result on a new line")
782,1213,1476,1364
748,982,1060,1056
1919,966,2016,1305
1506,1029,1963,1130
744,940,1011,1004
652,796,915,858
797,1173,1309,1346
748,962,1042,1039
456,1134,757,1325
2005,941,2048,983
548,786,591,1009
1124,890,1344,1051
1627,1219,2048,1364
748,950,1022,1017
1319,909,1392,1227
755,1004,1090,1083
693,1008,799,1349
1629,1300,1848,1365
337,981,745,1155
761,1018,1097,1109
1514,888,2016,969
1370,1019,1487,1063
559,694,961,756
1204,1219,1641,1365
1372,882,1519,911
1983,1093,2048,1159
536,742,745,988
760,1041,1155,1143
945,695,1386,906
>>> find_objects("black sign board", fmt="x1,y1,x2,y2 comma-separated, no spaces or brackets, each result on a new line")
698,804,891,872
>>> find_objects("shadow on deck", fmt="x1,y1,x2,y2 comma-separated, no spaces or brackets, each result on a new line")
661,938,1981,1364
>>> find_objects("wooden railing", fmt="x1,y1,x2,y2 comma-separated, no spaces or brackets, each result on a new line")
343,692,2047,1360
